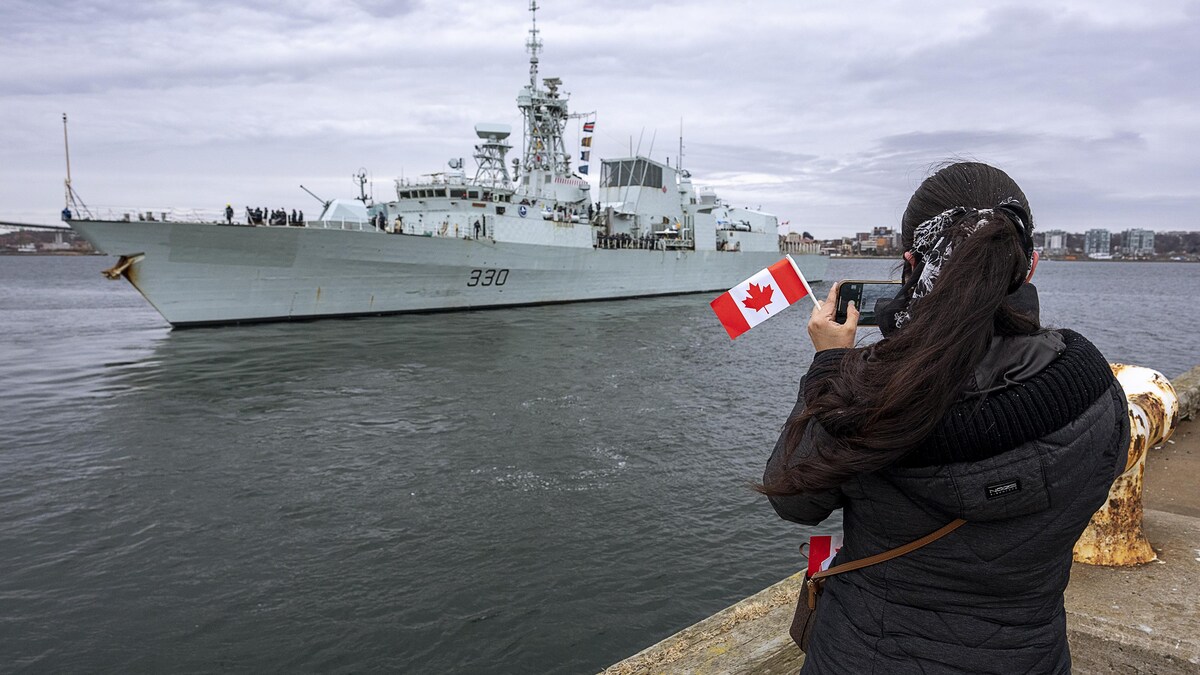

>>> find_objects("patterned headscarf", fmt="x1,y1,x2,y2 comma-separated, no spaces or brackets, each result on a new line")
892,198,1033,329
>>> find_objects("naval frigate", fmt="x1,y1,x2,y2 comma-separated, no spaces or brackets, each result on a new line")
68,2,825,328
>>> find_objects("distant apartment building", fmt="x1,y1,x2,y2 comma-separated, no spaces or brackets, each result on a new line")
820,236,856,256
1041,229,1069,257
1084,229,1112,258
1120,228,1155,257
871,226,902,252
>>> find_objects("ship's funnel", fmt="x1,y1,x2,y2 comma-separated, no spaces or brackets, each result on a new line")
475,123,512,140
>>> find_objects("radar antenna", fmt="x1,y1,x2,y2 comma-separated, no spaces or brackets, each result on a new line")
353,169,371,204
472,124,512,187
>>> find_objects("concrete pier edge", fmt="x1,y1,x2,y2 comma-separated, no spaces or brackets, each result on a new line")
1172,364,1200,421
602,365,1200,674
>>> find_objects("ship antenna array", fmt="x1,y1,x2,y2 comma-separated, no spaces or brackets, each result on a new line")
61,113,93,219
526,0,542,88
353,169,371,204
678,118,684,171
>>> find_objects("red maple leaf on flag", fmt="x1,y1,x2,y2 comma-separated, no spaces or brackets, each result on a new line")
742,283,775,313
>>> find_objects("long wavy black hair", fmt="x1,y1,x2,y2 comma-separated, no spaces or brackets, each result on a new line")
764,162,1041,495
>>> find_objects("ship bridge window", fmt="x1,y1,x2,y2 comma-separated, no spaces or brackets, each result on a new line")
601,159,663,189
450,188,467,199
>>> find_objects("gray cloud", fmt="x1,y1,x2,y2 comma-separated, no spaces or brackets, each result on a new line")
2,0,1198,237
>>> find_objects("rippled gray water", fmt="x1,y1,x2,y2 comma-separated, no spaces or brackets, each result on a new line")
1,256,1196,673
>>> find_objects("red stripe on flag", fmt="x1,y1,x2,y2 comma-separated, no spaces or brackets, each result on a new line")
768,258,807,305
710,291,752,339
807,535,832,577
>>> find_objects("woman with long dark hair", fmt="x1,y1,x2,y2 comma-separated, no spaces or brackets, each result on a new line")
763,162,1128,674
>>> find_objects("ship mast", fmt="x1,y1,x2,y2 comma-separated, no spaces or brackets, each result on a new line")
61,113,92,219
517,0,570,193
63,113,72,206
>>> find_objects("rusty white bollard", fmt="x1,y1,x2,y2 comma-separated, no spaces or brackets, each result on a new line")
1073,365,1179,566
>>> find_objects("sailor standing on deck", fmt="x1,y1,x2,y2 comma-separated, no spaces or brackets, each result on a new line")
225,204,234,224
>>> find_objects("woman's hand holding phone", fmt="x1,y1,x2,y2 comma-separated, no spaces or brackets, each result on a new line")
809,283,859,351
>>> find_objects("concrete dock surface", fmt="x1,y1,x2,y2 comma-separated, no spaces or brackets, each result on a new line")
603,368,1200,674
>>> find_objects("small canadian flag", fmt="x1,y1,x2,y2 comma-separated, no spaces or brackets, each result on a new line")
807,534,844,577
710,255,817,339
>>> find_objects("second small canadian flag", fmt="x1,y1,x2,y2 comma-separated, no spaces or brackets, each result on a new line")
807,534,844,576
710,255,817,339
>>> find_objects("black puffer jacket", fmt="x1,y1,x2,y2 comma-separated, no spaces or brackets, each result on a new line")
765,329,1128,674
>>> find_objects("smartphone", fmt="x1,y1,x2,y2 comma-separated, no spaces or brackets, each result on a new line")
835,280,902,326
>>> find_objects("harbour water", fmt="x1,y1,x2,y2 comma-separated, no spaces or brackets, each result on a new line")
2,256,1197,673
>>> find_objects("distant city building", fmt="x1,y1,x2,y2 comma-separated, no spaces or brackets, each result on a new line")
871,226,902,252
1120,228,1155,257
1084,229,1112,258
1042,229,1069,257
816,227,904,256
811,225,1200,260
820,236,856,256
779,232,820,254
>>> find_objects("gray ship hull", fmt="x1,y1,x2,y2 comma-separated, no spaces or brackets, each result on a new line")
71,220,827,327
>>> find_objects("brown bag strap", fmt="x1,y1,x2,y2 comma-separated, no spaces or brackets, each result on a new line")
810,518,966,582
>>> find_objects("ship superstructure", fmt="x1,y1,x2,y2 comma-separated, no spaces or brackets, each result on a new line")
68,1,824,327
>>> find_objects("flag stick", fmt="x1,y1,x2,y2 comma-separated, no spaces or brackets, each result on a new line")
786,254,822,310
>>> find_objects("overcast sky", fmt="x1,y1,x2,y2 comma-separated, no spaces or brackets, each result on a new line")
2,0,1198,237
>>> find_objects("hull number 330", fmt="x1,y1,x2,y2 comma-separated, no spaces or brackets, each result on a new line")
467,268,509,287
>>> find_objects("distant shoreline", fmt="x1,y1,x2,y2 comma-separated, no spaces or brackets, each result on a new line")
0,251,102,257
827,254,1197,263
